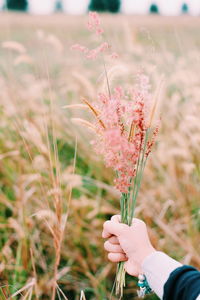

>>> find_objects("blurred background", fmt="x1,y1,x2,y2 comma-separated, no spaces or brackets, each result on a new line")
0,0,200,299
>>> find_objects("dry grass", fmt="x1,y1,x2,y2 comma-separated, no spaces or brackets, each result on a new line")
0,12,199,299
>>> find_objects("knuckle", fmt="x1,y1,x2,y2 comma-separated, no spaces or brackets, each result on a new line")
104,241,109,250
138,219,145,226
133,218,146,227
120,223,129,232
111,214,120,221
107,253,113,261
112,244,118,252
103,220,110,229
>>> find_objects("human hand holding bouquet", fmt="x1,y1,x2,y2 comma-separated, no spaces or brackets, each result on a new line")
102,215,156,277
68,11,162,298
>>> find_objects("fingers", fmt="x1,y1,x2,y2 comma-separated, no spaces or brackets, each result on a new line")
131,218,145,226
102,227,112,238
111,215,121,222
110,216,144,226
102,215,121,238
102,216,145,238
102,220,128,238
108,252,127,263
104,241,124,253
108,236,119,245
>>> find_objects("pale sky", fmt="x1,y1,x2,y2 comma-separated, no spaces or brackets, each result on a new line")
1,0,200,16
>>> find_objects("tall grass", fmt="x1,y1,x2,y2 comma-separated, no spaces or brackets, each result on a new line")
0,13,199,299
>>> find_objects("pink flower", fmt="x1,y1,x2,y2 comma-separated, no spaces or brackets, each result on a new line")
110,52,119,59
87,74,157,193
96,28,104,35
87,11,104,36
71,12,159,193
86,42,110,60
71,12,117,61
71,44,89,54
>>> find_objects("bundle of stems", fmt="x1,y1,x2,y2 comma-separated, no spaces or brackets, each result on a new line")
116,129,150,297
70,11,162,298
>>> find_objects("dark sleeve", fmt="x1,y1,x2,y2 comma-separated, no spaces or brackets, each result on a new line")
163,265,200,300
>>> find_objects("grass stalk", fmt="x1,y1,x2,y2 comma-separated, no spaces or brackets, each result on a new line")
116,130,150,297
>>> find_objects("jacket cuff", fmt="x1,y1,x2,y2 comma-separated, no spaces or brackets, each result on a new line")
141,251,182,299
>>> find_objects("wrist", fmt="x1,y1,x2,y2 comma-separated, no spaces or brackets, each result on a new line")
126,247,156,277
136,246,156,266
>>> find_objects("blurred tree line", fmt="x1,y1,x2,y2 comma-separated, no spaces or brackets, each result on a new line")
4,0,189,15
5,0,121,13
6,0,27,10
89,0,120,13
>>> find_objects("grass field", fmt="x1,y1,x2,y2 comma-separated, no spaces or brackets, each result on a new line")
0,12,200,299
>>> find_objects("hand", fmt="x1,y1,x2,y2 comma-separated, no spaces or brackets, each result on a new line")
102,215,156,276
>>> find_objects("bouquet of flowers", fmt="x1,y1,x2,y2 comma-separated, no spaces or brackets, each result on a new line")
69,12,162,298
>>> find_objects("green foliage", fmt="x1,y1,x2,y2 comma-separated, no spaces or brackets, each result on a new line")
89,0,121,13
149,3,159,14
89,0,106,12
182,3,189,14
105,0,120,13
6,0,27,11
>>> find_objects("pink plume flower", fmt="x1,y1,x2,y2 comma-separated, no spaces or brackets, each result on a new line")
110,52,119,59
87,11,104,36
71,12,158,193
90,75,157,193
71,12,117,61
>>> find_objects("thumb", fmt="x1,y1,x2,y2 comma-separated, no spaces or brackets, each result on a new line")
102,220,128,238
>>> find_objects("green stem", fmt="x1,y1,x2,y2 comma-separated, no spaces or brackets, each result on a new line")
120,193,129,224
116,129,151,297
130,129,150,222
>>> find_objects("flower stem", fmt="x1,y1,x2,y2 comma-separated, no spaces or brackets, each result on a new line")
116,129,150,298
